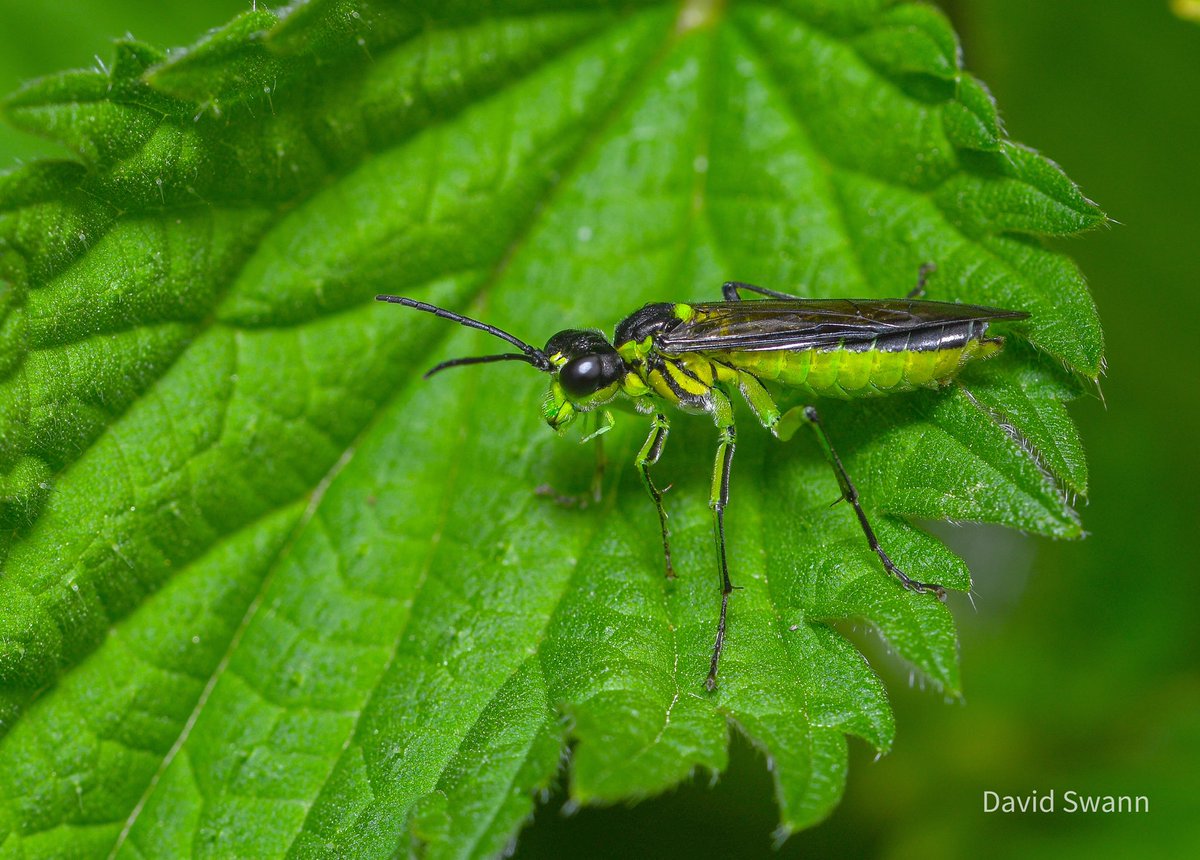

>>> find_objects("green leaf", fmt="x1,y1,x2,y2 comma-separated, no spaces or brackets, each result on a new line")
0,0,1103,856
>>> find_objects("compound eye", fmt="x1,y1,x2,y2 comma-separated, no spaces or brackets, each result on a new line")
559,355,608,398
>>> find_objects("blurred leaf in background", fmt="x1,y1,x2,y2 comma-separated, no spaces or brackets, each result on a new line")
0,0,1184,858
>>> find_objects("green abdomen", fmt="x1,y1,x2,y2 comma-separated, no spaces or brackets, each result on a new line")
719,338,1001,399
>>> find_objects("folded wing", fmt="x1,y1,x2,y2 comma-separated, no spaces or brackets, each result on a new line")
658,299,1029,354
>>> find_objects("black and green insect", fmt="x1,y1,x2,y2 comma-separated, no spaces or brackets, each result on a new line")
377,271,1028,690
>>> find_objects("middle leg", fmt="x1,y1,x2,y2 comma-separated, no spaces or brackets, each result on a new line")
636,413,675,579
705,390,737,691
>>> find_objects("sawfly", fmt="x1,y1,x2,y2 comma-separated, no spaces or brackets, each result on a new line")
377,267,1028,689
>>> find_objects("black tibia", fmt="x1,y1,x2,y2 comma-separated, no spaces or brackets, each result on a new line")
721,281,804,301
706,419,737,692
906,262,936,300
724,264,937,305
636,414,674,578
802,406,947,600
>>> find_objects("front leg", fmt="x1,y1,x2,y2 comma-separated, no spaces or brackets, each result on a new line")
706,389,737,691
636,413,674,579
535,431,606,508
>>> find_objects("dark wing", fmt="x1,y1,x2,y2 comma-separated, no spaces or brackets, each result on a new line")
657,299,1029,354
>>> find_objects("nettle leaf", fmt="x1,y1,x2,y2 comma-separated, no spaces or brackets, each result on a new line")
0,0,1103,856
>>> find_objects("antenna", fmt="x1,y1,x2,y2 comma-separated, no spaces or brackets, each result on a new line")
376,295,552,375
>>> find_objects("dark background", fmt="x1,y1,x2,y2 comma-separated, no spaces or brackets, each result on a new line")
2,1,1195,856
